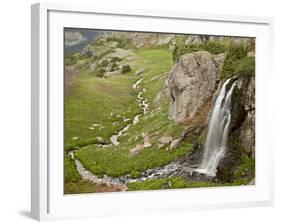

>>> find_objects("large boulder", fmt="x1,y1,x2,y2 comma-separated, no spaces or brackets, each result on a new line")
166,51,218,123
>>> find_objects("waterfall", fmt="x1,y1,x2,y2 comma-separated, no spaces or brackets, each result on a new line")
196,78,237,177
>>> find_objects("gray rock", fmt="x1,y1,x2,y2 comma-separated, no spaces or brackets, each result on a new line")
166,51,218,123
159,136,173,144
157,143,166,149
153,89,165,107
185,35,202,45
237,77,255,159
130,144,144,156
96,136,105,144
142,133,152,148
169,138,182,149
212,53,225,70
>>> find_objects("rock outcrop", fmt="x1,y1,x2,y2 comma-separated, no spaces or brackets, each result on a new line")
236,77,255,158
166,51,218,123
111,32,175,48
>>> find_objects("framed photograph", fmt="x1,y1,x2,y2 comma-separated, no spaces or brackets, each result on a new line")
31,2,274,221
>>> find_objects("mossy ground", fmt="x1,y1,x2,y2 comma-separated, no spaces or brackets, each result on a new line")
127,176,220,191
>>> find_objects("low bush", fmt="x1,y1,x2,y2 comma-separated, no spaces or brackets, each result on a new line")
172,41,226,62
96,68,105,77
220,42,249,79
121,64,131,74
234,56,255,77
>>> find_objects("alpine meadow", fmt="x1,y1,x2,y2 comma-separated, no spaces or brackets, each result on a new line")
64,29,255,194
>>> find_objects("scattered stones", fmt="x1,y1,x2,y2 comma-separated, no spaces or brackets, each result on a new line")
130,144,144,156
142,133,152,148
157,143,166,149
159,136,173,144
72,136,79,140
169,138,182,149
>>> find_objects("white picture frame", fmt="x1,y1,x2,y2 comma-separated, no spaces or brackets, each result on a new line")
31,2,274,221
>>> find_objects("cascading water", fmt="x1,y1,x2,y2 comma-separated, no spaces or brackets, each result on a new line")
196,78,237,177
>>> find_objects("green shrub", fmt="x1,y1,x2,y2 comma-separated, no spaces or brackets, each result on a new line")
65,53,89,66
105,36,133,49
233,154,255,184
121,64,131,74
198,134,206,145
203,41,226,54
110,63,119,72
99,59,109,68
110,56,122,63
172,41,226,62
220,42,249,79
65,54,77,66
96,68,106,77
234,56,255,77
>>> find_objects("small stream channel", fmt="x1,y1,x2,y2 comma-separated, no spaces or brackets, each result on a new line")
68,77,157,190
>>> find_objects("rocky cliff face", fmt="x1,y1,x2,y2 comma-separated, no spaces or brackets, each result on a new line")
235,77,255,158
166,51,219,123
216,76,255,181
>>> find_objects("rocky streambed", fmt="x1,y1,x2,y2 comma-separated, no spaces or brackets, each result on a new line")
70,146,215,192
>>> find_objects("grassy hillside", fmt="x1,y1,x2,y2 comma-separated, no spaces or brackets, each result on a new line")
65,46,194,193
64,34,255,194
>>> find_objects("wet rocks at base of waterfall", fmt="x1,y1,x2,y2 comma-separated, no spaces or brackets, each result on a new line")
216,149,240,182
183,142,204,167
